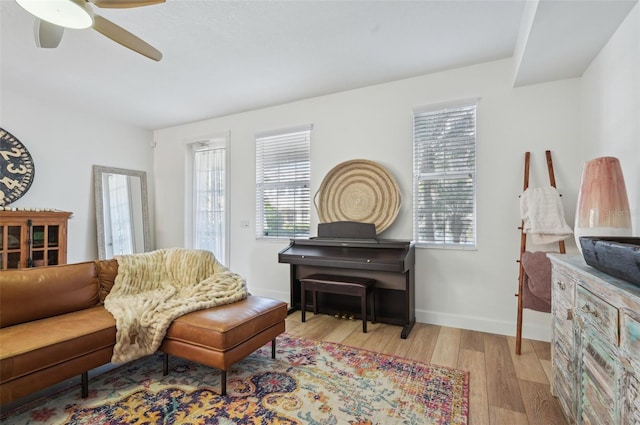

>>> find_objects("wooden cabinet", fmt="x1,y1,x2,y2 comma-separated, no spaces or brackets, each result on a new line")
550,262,579,421
549,254,640,425
0,210,72,269
621,310,640,423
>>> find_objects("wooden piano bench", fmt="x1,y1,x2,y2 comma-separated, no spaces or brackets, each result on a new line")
299,274,376,333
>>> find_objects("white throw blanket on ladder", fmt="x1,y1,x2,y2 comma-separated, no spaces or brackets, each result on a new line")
104,248,248,363
520,186,572,244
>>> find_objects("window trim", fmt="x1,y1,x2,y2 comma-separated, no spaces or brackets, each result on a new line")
412,99,478,250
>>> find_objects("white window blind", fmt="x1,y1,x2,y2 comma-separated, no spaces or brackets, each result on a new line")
256,126,311,239
192,140,227,264
413,102,477,248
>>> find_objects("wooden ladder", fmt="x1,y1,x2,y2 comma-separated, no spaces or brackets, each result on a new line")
515,150,566,355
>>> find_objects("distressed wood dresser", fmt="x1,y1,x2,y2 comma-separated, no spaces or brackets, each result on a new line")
549,254,640,424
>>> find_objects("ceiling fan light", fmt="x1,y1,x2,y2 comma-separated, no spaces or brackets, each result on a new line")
16,0,93,29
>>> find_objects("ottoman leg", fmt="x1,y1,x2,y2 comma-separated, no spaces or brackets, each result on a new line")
163,353,169,376
81,372,88,398
221,370,227,396
272,338,277,359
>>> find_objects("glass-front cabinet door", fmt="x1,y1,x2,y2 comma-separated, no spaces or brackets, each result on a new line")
0,211,71,269
31,224,61,267
0,223,24,269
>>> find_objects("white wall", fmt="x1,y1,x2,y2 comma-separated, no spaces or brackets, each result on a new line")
1,5,634,343
154,58,582,341
580,3,639,233
1,88,155,263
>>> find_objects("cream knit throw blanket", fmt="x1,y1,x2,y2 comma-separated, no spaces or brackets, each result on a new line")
104,248,248,364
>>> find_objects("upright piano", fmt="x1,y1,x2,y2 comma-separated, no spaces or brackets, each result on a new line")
278,222,415,338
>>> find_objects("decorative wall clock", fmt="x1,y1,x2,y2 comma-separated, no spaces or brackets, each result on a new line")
0,128,35,206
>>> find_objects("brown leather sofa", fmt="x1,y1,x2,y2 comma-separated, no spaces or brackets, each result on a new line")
0,259,287,405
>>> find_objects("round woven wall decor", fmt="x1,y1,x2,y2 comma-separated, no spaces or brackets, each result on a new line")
315,159,401,234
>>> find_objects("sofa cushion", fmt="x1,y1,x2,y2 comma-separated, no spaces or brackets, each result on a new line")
0,261,100,328
0,306,116,385
96,258,119,303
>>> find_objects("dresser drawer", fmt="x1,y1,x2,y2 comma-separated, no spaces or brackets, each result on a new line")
552,289,574,333
552,266,577,305
576,285,619,344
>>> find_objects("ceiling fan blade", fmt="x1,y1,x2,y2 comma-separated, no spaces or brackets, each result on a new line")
90,0,165,8
34,18,64,48
92,15,162,61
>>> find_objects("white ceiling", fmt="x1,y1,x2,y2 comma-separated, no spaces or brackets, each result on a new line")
1,0,637,130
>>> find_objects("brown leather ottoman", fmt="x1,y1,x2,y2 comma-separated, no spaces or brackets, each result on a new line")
159,296,287,395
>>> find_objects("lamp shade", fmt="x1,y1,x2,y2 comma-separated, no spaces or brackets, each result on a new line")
574,156,632,251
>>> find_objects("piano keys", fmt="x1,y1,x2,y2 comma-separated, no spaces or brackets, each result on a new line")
278,222,415,338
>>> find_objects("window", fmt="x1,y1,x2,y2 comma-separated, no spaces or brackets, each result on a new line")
256,125,311,239
191,139,228,264
413,101,477,248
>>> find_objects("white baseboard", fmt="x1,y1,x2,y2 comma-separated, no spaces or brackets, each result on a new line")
249,288,552,342
415,308,552,342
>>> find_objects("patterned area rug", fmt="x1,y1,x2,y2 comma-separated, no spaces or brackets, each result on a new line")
1,334,469,424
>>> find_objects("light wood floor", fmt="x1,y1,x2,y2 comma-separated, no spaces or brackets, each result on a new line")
285,311,568,425
3,312,569,424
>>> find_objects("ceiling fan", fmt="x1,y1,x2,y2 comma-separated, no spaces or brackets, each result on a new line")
16,0,164,61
